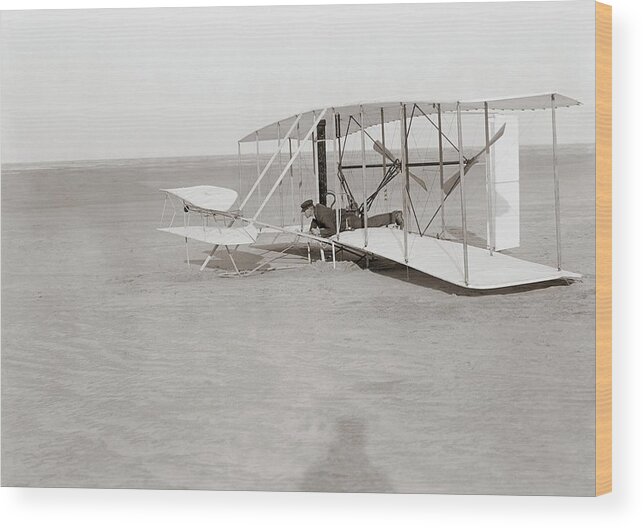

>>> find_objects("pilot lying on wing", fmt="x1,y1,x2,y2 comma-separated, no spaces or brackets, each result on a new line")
300,199,403,238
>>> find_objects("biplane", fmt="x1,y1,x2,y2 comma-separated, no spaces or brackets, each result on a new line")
158,94,582,289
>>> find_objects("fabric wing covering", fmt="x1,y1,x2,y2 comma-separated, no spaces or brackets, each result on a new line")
238,93,581,143
161,185,238,212
158,224,258,246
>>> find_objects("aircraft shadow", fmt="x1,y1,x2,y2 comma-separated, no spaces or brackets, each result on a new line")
188,248,265,272
189,243,310,274
191,241,574,295
369,260,574,297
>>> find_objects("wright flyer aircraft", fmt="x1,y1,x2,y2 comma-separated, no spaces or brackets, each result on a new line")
158,94,582,290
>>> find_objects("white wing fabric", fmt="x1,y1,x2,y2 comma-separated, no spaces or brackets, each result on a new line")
158,224,258,245
161,185,238,212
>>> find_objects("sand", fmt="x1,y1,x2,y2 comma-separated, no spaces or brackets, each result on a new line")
1,144,596,494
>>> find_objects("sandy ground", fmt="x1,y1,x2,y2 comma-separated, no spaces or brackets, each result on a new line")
2,144,596,494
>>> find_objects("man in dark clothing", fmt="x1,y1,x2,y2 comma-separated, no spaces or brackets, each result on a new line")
300,199,403,238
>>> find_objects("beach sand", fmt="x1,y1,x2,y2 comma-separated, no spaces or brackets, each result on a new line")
1,144,596,494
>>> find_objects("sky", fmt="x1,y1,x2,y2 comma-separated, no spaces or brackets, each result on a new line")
0,1,595,163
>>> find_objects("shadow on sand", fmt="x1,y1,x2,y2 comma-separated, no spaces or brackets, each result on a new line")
188,249,265,272
188,244,309,274
369,259,577,296
189,241,577,295
299,416,394,493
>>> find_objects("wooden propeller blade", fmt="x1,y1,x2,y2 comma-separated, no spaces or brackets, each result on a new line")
441,123,507,194
373,140,427,191
372,140,397,162
408,169,427,191
442,160,477,195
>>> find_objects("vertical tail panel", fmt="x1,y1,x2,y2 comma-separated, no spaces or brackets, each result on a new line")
491,114,520,251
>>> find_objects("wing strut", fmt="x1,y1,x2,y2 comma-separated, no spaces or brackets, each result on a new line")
239,114,303,211
253,110,328,220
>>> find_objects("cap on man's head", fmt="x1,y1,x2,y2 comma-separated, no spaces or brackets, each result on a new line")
300,199,314,211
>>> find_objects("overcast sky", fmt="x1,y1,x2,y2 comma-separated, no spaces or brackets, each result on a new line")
1,1,595,164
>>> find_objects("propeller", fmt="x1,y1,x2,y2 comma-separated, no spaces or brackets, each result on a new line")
372,141,427,191
442,123,506,195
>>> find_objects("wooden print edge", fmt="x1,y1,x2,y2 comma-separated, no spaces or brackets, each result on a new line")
595,1,612,496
